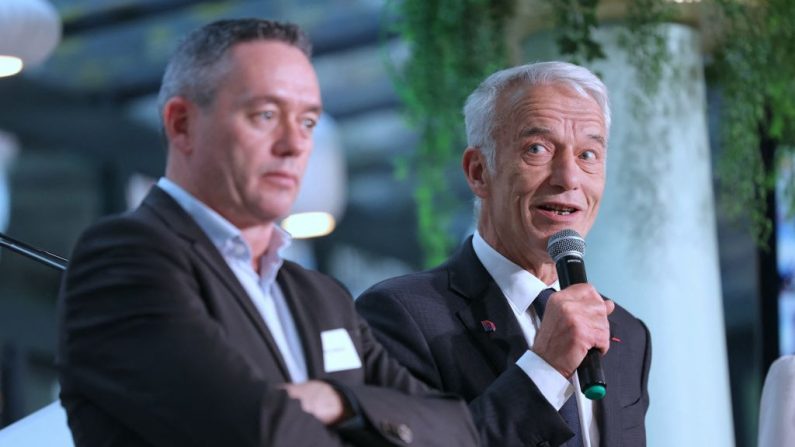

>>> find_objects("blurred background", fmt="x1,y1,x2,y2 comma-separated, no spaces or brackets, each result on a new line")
0,1,792,446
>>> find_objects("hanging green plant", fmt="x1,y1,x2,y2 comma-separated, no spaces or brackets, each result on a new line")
544,0,605,65
708,0,795,245
390,0,794,264
615,0,676,98
388,0,515,267
545,0,795,246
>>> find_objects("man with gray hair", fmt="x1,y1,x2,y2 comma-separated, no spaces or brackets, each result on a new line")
57,19,477,447
357,61,651,446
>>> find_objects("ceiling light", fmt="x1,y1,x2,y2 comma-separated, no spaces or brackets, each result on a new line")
282,212,337,239
281,115,347,239
0,0,61,77
0,56,23,78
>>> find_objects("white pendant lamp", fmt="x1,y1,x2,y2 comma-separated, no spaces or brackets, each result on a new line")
281,115,347,239
0,0,61,78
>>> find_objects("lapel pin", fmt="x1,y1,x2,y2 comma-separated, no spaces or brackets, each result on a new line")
480,320,496,333
611,336,622,343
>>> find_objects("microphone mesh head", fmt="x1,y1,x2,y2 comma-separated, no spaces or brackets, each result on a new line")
546,229,585,262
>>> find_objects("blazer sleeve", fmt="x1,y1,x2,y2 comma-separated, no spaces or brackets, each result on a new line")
356,286,574,447
342,312,479,447
291,269,478,447
57,217,346,447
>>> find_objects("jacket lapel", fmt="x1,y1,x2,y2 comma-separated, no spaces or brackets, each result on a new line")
142,186,291,380
448,236,628,446
450,237,529,376
275,265,325,378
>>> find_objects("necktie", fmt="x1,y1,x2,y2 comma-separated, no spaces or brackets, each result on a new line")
533,288,584,447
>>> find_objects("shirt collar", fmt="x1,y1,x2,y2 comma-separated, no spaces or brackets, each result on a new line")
471,230,558,314
258,226,291,286
156,177,292,283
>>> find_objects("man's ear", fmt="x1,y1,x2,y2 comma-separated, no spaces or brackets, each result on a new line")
162,97,193,155
462,147,489,199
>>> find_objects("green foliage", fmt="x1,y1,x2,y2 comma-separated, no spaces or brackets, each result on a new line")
389,0,514,267
616,0,676,98
545,0,795,246
391,0,795,262
709,0,795,244
544,0,605,64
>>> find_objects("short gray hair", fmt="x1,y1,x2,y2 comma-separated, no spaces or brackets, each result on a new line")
157,19,312,116
463,61,610,171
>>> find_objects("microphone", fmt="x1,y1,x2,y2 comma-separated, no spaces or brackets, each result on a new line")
546,229,606,400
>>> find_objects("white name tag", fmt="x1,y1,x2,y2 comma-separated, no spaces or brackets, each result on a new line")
321,328,362,373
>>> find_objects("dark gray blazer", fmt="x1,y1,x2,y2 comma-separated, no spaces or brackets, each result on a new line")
356,237,651,447
56,186,477,447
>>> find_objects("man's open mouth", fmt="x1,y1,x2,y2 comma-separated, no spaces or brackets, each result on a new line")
539,204,577,216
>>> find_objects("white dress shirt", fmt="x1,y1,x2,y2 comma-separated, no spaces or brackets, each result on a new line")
158,178,308,383
472,231,598,447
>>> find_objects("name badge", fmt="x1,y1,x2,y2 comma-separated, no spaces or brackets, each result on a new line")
321,328,362,373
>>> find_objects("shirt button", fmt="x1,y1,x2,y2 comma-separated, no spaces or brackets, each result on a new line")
396,424,413,444
236,246,247,257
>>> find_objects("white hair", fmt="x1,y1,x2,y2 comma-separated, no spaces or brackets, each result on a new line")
463,61,611,171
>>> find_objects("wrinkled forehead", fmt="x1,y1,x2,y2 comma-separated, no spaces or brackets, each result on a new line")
495,81,605,134
491,81,607,151
497,79,596,114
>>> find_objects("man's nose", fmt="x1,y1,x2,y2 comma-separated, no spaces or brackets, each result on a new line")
549,149,581,190
273,119,309,156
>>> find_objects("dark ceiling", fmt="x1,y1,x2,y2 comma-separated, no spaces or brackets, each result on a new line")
2,0,397,172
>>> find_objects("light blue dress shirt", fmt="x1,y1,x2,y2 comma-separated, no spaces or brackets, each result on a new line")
157,178,308,383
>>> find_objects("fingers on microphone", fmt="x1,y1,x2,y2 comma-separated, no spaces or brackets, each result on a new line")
596,330,611,355
586,300,611,355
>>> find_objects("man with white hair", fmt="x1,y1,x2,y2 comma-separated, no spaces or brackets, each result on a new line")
357,61,651,446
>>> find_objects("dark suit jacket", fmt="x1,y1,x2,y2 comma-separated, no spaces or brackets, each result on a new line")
56,187,477,447
356,237,651,447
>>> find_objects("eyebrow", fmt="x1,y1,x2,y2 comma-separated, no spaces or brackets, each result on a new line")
519,127,552,138
519,127,605,147
587,134,606,147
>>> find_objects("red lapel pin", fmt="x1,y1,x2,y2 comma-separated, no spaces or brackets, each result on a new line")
611,336,622,343
481,320,496,333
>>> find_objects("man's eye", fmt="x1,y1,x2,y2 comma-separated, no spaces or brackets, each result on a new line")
302,118,317,129
580,150,597,161
259,111,275,120
526,144,546,154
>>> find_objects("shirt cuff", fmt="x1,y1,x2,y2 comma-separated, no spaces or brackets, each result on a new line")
516,350,574,410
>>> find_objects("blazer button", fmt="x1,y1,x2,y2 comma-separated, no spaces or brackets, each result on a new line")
381,422,413,444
